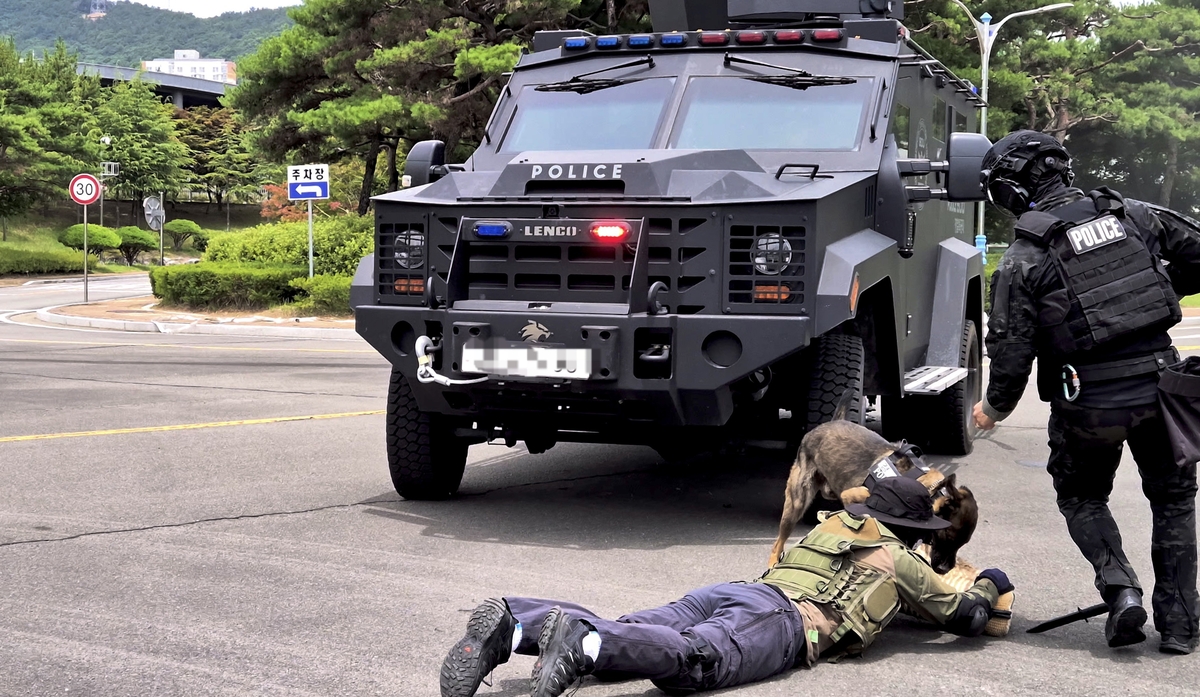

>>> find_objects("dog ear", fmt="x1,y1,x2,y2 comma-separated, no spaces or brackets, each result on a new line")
840,486,870,505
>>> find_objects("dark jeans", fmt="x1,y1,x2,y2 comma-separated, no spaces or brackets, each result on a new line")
1047,400,1199,638
506,582,804,692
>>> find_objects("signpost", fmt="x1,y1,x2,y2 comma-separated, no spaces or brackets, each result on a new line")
287,164,330,278
70,173,102,302
144,196,166,267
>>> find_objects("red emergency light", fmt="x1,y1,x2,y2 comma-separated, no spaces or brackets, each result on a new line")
811,28,844,41
736,31,767,44
773,29,804,43
590,221,631,241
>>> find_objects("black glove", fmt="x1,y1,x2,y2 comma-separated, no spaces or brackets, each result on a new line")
976,568,1014,594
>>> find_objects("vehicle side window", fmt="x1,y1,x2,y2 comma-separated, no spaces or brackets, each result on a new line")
933,98,947,144
953,109,968,133
891,103,910,158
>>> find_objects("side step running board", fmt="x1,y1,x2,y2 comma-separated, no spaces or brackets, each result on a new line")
904,366,968,395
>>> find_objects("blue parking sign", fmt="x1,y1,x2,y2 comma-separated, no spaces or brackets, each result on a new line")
287,164,330,201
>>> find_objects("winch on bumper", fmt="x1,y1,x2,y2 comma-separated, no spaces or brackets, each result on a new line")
355,304,814,430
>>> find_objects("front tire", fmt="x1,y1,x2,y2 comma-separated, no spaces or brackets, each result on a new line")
885,320,981,455
386,369,468,500
804,334,865,430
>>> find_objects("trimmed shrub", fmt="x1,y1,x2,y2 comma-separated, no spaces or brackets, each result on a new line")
204,216,372,276
0,246,87,275
163,219,202,251
290,274,352,315
116,227,158,266
150,263,306,309
191,228,211,252
59,224,121,253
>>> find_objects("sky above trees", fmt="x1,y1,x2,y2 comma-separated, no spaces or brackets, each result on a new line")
129,0,301,18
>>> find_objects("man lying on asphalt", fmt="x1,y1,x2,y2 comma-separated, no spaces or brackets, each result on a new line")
439,477,1011,697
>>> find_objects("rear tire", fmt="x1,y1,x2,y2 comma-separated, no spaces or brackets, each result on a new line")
386,369,468,500
884,320,980,455
804,334,864,430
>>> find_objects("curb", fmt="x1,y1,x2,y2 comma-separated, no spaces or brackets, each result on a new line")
21,273,150,286
36,303,358,339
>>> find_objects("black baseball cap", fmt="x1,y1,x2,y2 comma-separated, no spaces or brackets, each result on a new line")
846,476,950,531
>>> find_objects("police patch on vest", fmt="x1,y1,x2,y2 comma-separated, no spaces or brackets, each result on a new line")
1066,215,1126,254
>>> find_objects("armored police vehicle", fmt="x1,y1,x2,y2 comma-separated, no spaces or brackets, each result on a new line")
351,0,993,499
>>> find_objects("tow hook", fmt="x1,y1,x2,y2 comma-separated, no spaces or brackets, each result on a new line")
415,335,488,387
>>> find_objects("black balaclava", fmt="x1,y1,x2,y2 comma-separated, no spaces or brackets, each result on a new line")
981,130,1074,216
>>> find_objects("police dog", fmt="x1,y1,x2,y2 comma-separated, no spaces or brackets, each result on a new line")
769,399,979,574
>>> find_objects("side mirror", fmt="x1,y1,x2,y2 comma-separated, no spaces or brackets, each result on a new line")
404,140,446,188
945,132,991,201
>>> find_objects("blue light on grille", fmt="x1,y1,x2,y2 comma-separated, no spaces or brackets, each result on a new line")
596,36,621,48
563,37,589,50
660,33,687,46
474,222,512,238
628,35,653,47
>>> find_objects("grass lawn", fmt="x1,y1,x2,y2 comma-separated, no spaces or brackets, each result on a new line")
1183,295,1200,309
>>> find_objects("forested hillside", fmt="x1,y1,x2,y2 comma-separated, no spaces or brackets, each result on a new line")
1,0,292,66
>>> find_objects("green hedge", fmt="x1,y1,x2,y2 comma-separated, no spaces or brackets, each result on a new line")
150,262,306,309
59,224,121,252
204,216,372,276
290,274,352,315
0,246,87,275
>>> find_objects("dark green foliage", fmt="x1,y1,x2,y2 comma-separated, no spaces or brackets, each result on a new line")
150,262,306,309
115,225,156,265
3,0,293,66
192,228,211,252
203,216,371,276
290,274,352,315
0,245,85,274
162,218,202,251
59,223,120,251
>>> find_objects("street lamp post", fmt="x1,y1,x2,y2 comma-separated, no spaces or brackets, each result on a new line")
949,0,1073,238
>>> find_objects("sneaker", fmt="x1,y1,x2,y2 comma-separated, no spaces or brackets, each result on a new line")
1160,636,1197,655
1105,588,1148,648
440,598,516,697
530,607,595,697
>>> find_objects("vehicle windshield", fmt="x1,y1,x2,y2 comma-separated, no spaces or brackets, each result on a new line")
670,76,872,151
499,78,676,152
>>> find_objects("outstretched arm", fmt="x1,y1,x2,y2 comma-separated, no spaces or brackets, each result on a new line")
977,246,1041,427
892,550,1002,637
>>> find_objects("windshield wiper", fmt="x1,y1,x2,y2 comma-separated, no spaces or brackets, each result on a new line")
723,53,857,90
535,56,655,94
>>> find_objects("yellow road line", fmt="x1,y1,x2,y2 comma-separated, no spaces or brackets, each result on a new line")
0,337,374,354
0,410,385,443
1180,346,1200,352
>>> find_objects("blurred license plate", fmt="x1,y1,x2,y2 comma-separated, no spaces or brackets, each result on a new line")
462,346,592,379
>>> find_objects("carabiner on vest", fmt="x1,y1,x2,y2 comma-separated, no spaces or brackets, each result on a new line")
1062,363,1081,402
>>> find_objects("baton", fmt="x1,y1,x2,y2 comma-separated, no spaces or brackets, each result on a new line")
1026,602,1108,634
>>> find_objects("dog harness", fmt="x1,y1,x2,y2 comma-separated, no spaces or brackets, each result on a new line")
863,442,931,493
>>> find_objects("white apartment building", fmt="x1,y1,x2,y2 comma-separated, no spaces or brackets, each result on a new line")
142,50,237,85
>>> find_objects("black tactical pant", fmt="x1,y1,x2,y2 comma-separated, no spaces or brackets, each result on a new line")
1047,400,1199,639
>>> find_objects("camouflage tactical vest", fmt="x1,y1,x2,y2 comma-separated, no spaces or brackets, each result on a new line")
758,512,905,651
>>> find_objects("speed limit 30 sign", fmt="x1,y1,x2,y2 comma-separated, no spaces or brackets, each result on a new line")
70,173,102,206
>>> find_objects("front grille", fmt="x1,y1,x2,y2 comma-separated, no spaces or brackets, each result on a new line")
727,224,806,312
465,240,636,303
377,222,426,301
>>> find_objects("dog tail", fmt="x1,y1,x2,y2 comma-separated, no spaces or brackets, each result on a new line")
831,388,857,422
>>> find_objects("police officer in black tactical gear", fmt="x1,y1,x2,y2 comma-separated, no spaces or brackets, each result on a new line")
972,129,1200,655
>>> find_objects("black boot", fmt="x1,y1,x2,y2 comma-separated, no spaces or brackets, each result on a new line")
440,598,516,697
1160,635,1197,655
530,607,595,697
1105,588,1148,648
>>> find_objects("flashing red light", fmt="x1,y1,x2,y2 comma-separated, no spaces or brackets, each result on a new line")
736,31,767,44
590,221,631,241
698,31,730,45
811,28,844,41
773,29,804,43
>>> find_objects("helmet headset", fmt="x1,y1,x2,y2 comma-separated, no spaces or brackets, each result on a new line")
980,134,1074,215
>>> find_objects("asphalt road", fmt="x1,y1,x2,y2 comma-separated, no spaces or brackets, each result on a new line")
0,274,151,313
1,286,1199,696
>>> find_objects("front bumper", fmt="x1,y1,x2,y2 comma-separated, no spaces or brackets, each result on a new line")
356,305,812,428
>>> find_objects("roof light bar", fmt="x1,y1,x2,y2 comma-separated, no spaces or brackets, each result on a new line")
628,34,653,47
563,37,589,50
698,31,730,46
660,33,687,47
596,35,621,49
811,28,844,41
736,30,767,44
773,29,804,43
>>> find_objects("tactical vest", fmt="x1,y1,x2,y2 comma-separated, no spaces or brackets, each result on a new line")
1013,189,1180,359
758,512,905,651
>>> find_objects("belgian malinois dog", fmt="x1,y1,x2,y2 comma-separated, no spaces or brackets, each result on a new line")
769,396,979,574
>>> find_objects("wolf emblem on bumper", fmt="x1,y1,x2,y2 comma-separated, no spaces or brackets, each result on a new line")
521,320,552,343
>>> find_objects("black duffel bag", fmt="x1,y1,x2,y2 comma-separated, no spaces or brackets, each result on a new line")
1159,356,1200,468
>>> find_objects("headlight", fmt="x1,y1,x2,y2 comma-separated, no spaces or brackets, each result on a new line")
393,230,426,269
752,233,792,275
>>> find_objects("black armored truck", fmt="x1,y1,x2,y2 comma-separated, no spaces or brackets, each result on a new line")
351,0,994,499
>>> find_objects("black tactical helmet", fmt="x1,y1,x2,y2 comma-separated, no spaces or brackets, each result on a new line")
980,130,1074,215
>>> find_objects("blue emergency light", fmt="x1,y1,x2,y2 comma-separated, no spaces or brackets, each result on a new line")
660,33,687,46
563,37,590,50
596,36,621,48
474,222,512,238
628,35,653,47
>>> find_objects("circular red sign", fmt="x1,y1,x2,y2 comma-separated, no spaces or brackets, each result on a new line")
69,173,102,206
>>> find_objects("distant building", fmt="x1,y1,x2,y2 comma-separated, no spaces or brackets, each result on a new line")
142,50,237,85
84,0,108,20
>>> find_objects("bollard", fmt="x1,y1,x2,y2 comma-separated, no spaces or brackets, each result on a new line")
975,234,988,265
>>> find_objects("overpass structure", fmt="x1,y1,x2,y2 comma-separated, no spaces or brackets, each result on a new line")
77,63,226,108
